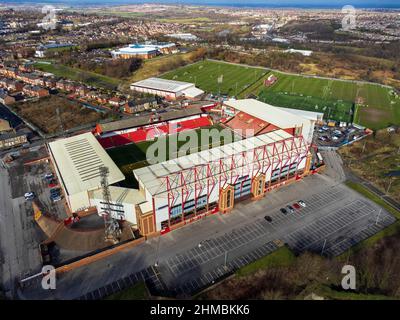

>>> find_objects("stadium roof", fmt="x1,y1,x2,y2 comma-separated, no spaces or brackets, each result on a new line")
89,186,146,205
130,77,195,93
48,132,125,196
180,86,204,98
224,99,308,129
97,107,203,134
133,129,301,197
276,107,323,122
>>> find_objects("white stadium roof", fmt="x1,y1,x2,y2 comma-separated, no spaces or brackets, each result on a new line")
133,129,304,197
48,132,125,196
224,99,308,129
89,186,145,205
276,107,324,122
130,77,195,93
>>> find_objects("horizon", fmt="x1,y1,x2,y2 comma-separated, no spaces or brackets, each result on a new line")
2,0,400,9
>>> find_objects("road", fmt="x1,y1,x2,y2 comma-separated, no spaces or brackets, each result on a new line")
18,172,395,300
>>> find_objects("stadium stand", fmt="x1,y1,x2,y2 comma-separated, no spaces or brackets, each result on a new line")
96,109,213,148
223,111,280,137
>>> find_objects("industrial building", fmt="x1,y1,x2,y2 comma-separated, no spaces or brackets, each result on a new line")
111,43,177,59
130,77,204,100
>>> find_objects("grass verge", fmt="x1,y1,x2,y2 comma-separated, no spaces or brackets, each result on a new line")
236,246,296,277
34,61,122,90
105,281,149,300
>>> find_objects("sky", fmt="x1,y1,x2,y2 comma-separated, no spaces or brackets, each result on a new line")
3,0,400,9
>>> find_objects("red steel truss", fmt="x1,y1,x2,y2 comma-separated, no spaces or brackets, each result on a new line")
157,135,309,224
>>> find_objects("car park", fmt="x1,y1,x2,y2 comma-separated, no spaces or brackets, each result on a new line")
298,200,306,207
280,208,288,215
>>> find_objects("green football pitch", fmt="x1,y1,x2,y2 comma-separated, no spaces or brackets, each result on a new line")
162,60,268,96
162,60,400,130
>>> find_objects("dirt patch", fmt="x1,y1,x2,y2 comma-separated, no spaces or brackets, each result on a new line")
12,95,105,134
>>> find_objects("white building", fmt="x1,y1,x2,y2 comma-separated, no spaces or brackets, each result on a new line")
48,132,125,213
130,77,204,100
89,186,146,225
284,49,313,56
166,33,198,41
111,43,177,59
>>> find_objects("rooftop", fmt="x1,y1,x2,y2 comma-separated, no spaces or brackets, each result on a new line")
89,186,146,205
224,99,308,130
48,132,125,196
131,77,195,93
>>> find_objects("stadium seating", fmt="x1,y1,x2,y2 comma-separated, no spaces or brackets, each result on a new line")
97,115,212,149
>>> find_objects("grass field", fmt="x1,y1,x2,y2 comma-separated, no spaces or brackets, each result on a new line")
162,60,268,96
236,246,295,277
163,60,400,129
259,91,354,122
261,73,400,129
34,61,122,90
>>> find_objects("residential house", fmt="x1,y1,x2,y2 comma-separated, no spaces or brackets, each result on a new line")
0,91,16,105
0,132,28,150
23,85,49,98
124,97,158,114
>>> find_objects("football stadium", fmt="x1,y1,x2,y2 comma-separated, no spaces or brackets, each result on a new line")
47,99,321,237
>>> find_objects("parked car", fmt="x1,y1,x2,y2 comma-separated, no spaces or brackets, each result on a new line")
51,195,62,202
24,192,35,201
50,189,61,197
287,205,295,213
293,203,301,210
280,208,288,215
298,200,306,207
264,215,272,222
43,173,53,180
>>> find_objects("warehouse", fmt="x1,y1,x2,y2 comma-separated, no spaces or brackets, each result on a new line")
48,132,125,213
130,77,204,100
